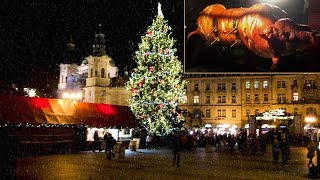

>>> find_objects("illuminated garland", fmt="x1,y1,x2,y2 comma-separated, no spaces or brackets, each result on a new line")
125,3,186,135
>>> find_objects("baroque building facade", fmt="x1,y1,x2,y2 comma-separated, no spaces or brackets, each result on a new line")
57,25,130,106
179,74,320,130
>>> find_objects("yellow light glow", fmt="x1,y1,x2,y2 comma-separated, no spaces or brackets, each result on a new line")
76,93,82,99
62,92,70,99
62,92,82,100
305,117,316,123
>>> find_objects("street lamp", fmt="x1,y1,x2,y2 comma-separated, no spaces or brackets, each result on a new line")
306,117,317,123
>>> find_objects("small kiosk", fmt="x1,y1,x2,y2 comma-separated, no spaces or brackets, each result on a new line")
253,109,294,136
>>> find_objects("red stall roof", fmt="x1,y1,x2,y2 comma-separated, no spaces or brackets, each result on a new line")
0,95,139,127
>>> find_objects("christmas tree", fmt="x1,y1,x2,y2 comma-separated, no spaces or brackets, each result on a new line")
126,3,186,135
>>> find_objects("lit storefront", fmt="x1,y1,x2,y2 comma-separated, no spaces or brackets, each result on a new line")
252,109,294,136
0,95,139,153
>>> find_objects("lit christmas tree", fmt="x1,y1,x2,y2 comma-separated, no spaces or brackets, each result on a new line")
126,3,186,135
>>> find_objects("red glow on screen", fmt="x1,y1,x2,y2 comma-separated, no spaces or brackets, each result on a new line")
29,98,50,109
96,104,116,115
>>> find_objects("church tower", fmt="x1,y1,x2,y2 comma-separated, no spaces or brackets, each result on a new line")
84,24,113,103
57,36,79,98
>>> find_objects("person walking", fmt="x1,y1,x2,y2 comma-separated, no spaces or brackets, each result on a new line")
93,130,101,152
271,133,280,163
279,130,289,164
104,133,116,160
171,131,182,167
146,133,153,149
307,140,317,167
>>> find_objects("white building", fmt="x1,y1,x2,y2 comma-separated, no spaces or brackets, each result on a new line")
57,25,130,106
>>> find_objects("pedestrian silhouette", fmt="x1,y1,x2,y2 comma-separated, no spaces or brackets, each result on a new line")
104,133,116,160
171,131,182,167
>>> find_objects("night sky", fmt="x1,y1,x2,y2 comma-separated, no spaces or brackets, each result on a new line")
0,0,183,95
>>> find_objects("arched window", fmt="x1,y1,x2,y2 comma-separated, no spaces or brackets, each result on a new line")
90,69,93,77
101,68,105,78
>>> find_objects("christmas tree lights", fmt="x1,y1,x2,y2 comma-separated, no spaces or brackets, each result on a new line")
126,3,186,135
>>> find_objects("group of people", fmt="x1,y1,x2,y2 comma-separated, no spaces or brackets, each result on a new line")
270,129,291,164
93,131,117,160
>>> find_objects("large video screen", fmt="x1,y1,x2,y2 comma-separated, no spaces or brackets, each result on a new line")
184,0,320,73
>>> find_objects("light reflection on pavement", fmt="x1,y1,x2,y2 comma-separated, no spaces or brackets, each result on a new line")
16,145,310,180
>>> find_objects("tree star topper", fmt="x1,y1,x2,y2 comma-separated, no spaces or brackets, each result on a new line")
158,2,164,18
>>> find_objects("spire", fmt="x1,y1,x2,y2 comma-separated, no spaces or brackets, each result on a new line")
64,35,76,64
158,2,164,18
93,24,106,56
98,23,102,33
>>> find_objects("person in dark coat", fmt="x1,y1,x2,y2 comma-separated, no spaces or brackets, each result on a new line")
170,131,183,167
93,130,101,152
104,133,116,160
271,133,280,163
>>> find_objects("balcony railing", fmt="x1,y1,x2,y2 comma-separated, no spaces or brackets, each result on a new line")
231,89,237,92
217,89,227,92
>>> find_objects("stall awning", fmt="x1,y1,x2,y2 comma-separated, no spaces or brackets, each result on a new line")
0,95,139,127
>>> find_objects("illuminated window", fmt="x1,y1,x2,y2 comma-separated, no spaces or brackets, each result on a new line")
263,80,268,89
293,92,298,101
206,109,210,117
232,109,236,118
193,96,199,104
232,96,236,103
254,81,259,89
245,81,250,89
206,96,210,104
183,96,187,104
